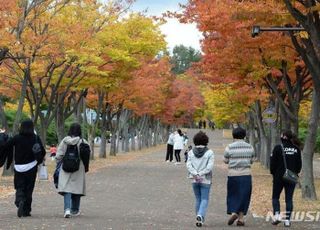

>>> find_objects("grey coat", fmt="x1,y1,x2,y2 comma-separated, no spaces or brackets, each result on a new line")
56,136,88,196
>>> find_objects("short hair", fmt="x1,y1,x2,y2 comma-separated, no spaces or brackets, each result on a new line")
19,119,35,135
193,131,209,146
177,129,183,136
232,127,246,139
68,123,82,137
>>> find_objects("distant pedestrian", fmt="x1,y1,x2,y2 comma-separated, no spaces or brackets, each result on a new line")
209,121,215,130
224,127,255,226
186,131,214,227
183,131,189,146
270,130,302,227
173,129,184,165
165,131,175,162
49,144,57,160
198,120,203,129
184,145,192,163
2,119,46,217
56,123,91,218
203,120,206,129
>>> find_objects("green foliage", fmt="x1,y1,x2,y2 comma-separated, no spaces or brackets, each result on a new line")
299,127,320,153
46,117,91,145
4,110,29,130
46,121,58,146
171,45,201,74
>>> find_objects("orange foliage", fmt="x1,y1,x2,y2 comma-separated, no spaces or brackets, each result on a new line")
179,0,306,109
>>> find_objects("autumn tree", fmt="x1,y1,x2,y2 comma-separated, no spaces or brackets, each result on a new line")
179,0,318,199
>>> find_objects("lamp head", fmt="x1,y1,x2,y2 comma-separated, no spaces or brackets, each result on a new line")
251,25,261,38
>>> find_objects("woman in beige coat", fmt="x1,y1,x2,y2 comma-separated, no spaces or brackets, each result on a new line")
56,123,89,218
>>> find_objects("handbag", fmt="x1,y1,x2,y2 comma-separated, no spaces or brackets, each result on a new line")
38,162,48,180
281,145,299,184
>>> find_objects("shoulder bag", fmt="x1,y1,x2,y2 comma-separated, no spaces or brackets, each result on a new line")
281,144,299,184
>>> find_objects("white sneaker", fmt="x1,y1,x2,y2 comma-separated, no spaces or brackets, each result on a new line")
284,220,291,227
166,160,169,162
64,209,71,218
272,213,282,225
71,210,81,217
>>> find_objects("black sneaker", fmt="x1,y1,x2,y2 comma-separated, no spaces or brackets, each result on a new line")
17,201,25,218
196,215,203,227
23,212,31,217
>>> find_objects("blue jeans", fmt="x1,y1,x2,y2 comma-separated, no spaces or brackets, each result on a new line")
192,183,211,219
64,193,81,213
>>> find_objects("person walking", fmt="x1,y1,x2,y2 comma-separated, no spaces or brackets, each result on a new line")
49,144,57,161
55,123,90,218
165,131,175,162
224,127,255,226
186,131,214,227
173,129,184,165
270,130,302,227
1,119,46,217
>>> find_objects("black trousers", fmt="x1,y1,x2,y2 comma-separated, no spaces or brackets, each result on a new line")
165,144,173,161
14,166,37,214
272,178,296,220
174,149,181,162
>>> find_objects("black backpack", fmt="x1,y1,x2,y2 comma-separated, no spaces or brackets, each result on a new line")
62,143,80,173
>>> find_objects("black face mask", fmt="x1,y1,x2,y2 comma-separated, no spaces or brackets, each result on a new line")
281,137,291,143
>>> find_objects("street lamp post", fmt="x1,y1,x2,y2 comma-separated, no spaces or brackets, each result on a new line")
251,26,305,37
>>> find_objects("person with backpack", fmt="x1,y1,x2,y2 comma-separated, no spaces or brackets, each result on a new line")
55,123,90,218
1,120,46,217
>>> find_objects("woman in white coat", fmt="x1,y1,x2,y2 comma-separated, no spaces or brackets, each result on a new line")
56,123,90,218
173,129,185,165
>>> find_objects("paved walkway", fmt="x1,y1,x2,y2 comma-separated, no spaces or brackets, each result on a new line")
0,129,317,229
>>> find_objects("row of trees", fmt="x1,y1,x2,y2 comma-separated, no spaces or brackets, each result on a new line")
0,0,204,162
178,0,320,200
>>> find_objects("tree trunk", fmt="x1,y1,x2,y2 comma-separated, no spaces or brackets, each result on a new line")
301,91,319,200
110,133,117,156
130,126,136,152
99,102,108,158
247,111,257,155
0,97,8,130
123,122,129,152
39,118,48,146
88,125,96,159
56,102,65,143
254,100,269,168
12,74,28,134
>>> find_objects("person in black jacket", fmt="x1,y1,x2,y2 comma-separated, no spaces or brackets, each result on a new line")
2,119,46,217
270,130,302,227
